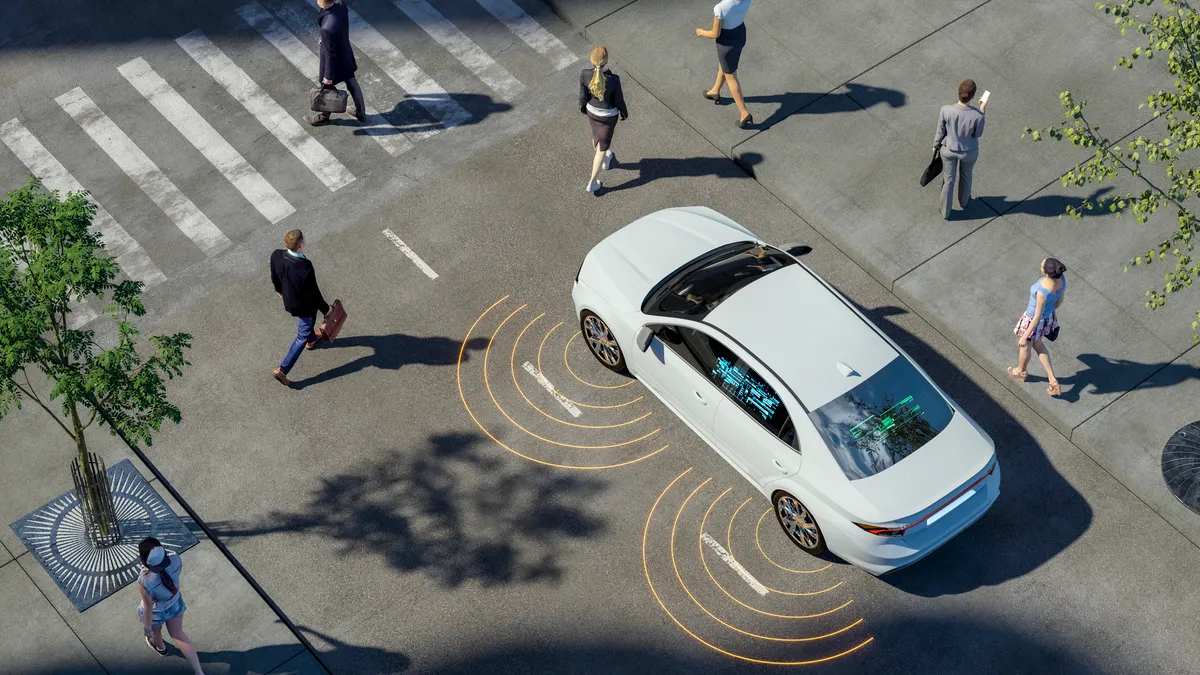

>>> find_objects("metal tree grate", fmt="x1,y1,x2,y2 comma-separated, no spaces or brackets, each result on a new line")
70,453,122,547
1162,421,1200,516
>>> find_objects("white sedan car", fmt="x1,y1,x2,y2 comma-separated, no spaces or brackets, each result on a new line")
572,207,999,575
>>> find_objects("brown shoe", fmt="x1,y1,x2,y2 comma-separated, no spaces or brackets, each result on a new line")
306,328,325,349
272,368,292,386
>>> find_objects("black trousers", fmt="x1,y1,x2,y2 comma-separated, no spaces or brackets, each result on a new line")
313,77,366,120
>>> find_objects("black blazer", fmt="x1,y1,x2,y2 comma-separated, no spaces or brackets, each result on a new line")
578,68,628,119
318,1,358,84
271,250,330,318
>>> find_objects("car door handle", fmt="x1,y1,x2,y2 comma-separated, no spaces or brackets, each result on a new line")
773,459,791,473
693,391,707,404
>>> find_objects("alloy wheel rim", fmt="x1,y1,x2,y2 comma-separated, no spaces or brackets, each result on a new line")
583,316,621,366
777,496,819,549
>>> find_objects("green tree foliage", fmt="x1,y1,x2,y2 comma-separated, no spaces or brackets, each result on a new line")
1023,0,1199,338
0,177,191,489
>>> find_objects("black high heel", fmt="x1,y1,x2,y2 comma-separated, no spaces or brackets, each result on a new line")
702,90,720,103
737,113,754,129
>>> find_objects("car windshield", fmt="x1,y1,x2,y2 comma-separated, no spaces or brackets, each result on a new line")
808,357,954,481
653,243,794,319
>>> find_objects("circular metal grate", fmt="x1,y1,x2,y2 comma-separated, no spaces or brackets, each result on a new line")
1162,421,1200,515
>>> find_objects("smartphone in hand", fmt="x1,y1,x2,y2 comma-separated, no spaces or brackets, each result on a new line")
980,90,992,106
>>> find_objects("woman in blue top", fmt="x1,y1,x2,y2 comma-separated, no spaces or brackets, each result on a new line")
137,537,205,674
1008,258,1067,397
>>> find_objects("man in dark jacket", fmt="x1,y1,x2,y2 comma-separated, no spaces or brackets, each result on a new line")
270,229,330,386
304,0,367,126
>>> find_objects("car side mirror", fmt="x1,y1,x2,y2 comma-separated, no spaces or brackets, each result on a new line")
635,326,654,352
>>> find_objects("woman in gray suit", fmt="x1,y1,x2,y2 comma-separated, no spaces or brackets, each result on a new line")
934,79,989,219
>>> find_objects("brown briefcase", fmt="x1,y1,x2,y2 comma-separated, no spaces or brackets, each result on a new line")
320,300,347,342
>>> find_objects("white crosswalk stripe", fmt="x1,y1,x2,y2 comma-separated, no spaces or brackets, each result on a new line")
119,57,296,225
236,1,414,157
392,0,524,98
303,0,472,135
55,87,232,256
175,30,356,192
0,118,168,288
473,0,578,71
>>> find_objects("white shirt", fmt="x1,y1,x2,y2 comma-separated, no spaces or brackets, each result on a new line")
713,0,751,29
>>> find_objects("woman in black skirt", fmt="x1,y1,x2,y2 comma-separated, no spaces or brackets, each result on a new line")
579,45,628,194
696,0,753,128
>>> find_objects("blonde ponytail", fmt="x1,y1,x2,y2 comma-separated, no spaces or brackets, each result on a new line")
588,45,608,99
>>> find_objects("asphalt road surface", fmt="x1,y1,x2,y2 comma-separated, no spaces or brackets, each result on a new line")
3,1,1199,674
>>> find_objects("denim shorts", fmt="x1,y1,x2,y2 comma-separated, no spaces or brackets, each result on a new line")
137,594,186,627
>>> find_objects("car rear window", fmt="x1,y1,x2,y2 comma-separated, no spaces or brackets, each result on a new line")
807,357,954,480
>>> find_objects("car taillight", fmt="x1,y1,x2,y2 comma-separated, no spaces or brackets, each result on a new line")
853,522,906,536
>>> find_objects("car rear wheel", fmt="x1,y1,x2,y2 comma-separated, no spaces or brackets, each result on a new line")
773,492,826,555
580,310,626,373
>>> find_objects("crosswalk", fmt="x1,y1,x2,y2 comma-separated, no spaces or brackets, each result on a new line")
0,0,578,320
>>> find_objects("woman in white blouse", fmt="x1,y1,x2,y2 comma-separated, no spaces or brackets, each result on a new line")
696,0,753,128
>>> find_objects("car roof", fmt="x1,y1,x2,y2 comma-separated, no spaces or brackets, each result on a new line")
704,265,898,410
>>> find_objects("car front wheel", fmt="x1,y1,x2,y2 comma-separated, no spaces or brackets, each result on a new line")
772,492,826,555
580,310,626,373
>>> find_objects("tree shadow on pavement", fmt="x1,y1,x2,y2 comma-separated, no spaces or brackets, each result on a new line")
210,432,607,587
981,187,1116,218
1052,353,1200,403
742,82,906,130
292,335,488,389
859,305,1092,596
602,153,761,193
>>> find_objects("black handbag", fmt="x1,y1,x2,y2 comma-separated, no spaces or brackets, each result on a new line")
919,147,943,187
309,85,348,114
1046,321,1060,342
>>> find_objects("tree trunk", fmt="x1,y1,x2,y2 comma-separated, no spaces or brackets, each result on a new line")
69,403,109,538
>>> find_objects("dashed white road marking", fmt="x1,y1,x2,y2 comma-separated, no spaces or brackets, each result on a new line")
0,118,167,287
701,532,769,596
521,361,582,418
303,0,471,136
392,0,525,98
473,0,578,70
54,87,232,256
382,228,438,279
236,2,415,157
175,30,355,192
119,57,295,224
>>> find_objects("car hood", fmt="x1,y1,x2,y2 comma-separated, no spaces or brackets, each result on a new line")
578,207,755,314
848,410,996,523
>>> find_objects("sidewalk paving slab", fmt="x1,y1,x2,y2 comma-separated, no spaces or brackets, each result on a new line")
587,0,835,156
893,213,1178,437
15,483,307,675
1,536,12,566
267,650,328,675
0,562,103,675
546,0,638,30
1073,345,1200,547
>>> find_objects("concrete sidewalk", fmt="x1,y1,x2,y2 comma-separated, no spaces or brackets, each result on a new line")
549,0,1200,546
0,385,324,675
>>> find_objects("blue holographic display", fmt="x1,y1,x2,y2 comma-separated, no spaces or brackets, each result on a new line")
713,357,780,422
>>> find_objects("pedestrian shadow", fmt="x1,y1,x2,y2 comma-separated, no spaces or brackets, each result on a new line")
740,82,906,130
981,187,1116,218
291,334,488,389
856,305,1091,596
209,432,608,588
326,93,514,136
191,623,409,674
1047,352,1200,403
601,152,762,193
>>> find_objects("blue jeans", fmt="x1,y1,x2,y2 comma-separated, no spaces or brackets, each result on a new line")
280,315,316,375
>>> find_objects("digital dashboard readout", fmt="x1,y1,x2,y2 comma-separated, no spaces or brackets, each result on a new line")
712,357,780,422
848,395,924,447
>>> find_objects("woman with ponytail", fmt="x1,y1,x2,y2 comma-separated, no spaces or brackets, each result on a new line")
1008,257,1067,397
137,537,205,674
579,45,628,194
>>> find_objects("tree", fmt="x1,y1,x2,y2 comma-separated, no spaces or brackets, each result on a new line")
1023,0,1199,339
0,177,191,538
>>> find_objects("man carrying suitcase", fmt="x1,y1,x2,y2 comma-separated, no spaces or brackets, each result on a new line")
271,229,330,386
305,0,368,126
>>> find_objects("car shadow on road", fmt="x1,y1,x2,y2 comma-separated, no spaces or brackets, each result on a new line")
210,432,607,587
857,305,1092,596
290,334,488,389
601,152,762,193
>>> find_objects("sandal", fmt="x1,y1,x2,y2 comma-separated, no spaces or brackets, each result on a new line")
1006,367,1027,382
1048,381,1061,397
